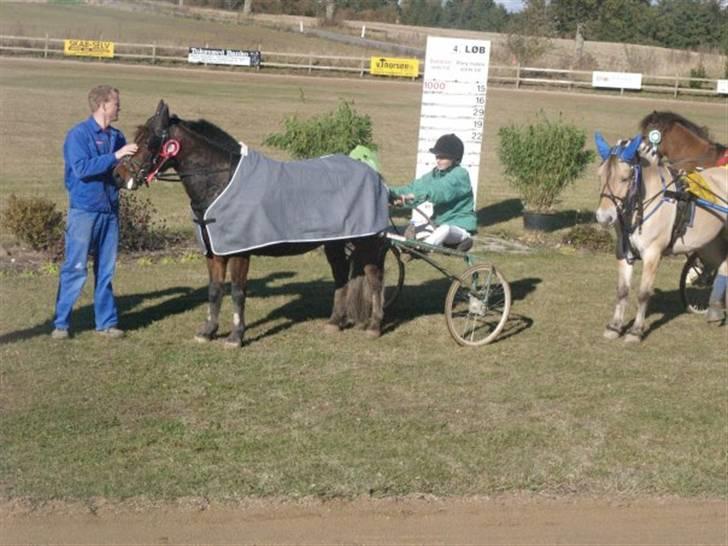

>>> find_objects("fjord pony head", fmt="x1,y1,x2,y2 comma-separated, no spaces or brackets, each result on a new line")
594,132,643,227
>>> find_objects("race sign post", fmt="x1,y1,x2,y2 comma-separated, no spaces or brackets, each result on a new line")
413,36,490,224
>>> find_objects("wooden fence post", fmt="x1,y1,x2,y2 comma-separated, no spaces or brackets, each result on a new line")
152,42,156,64
515,64,521,88
44,33,48,58
673,76,679,98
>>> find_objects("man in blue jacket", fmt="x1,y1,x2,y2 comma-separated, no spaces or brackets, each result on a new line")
51,85,138,340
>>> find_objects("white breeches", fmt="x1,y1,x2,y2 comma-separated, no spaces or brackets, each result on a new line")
416,224,470,247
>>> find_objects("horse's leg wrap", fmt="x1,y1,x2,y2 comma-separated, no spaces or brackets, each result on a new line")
225,283,247,346
196,280,223,342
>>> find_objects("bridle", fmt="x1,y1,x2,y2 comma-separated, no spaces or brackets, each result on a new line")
123,120,238,187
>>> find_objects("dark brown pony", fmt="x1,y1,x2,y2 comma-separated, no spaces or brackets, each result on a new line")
639,111,727,171
113,100,387,347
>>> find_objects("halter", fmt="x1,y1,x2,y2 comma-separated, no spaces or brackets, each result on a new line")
125,122,238,187
145,137,180,184
597,135,680,263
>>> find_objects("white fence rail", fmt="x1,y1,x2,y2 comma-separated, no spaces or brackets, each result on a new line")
1,34,725,99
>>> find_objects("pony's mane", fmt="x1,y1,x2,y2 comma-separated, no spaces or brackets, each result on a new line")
176,117,241,154
638,111,715,143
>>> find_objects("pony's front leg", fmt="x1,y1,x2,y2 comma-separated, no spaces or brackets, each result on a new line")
604,258,633,339
324,242,349,332
625,250,661,342
224,256,250,347
195,255,226,343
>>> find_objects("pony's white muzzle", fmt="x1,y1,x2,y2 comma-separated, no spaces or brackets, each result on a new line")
596,207,617,226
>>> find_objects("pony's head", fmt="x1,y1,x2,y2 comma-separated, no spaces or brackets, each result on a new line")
594,132,643,226
113,99,174,190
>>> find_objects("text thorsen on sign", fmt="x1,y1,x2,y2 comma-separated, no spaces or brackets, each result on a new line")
369,57,419,78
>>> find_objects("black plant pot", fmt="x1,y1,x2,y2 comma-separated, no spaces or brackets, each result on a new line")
522,210,562,232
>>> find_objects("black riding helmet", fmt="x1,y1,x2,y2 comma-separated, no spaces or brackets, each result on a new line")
429,133,464,164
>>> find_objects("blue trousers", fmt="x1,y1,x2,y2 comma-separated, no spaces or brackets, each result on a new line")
54,209,119,331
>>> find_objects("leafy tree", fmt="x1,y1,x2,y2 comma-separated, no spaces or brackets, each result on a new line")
399,0,444,26
653,0,726,49
587,0,655,44
505,0,553,64
442,0,509,32
549,0,600,37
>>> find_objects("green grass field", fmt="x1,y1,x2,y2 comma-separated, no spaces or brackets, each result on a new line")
0,49,726,501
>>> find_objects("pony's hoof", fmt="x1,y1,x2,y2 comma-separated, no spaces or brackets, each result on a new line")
324,322,342,333
603,328,621,340
624,332,642,343
223,332,243,348
365,328,381,338
194,334,212,343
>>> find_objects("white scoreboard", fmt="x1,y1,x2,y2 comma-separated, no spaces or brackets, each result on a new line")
413,36,491,221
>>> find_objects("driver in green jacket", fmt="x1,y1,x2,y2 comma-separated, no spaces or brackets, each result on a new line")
389,133,476,248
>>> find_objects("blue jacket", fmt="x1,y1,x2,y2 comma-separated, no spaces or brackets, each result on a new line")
63,117,127,213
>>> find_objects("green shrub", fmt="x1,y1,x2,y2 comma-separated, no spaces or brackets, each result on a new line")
689,63,707,89
118,192,170,253
497,115,594,212
1,194,64,256
263,99,376,159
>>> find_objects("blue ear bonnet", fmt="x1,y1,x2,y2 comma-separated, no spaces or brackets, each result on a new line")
594,132,642,162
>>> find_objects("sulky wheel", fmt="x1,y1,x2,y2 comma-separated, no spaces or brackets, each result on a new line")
382,244,405,310
679,253,716,314
444,264,511,346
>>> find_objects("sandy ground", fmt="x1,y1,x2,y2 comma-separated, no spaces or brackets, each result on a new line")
1,495,726,545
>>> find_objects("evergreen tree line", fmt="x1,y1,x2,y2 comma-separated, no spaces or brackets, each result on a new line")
199,0,727,52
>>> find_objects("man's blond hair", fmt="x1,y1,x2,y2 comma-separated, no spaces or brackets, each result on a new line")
87,85,119,112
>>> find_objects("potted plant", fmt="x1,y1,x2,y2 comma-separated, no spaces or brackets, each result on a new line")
497,114,594,231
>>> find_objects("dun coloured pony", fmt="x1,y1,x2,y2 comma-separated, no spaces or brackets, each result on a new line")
113,100,388,347
594,133,727,342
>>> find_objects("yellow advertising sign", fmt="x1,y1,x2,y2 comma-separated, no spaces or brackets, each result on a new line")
64,39,114,58
370,57,419,78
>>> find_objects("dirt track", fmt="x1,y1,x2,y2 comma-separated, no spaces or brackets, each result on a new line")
2,495,726,544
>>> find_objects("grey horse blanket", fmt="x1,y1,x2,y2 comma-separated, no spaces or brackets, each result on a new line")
195,149,390,255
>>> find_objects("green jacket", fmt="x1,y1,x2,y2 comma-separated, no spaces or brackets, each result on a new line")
389,165,477,233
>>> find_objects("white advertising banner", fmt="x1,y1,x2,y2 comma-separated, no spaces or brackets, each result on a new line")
717,80,728,94
592,71,642,90
414,36,490,221
188,47,261,67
